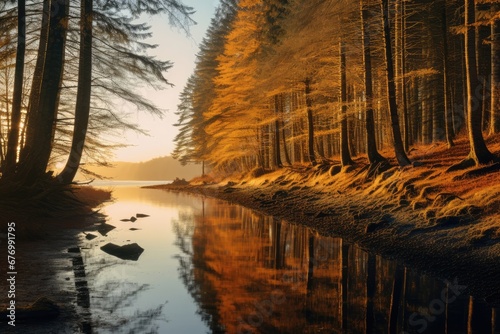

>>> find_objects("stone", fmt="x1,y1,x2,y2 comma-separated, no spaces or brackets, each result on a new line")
100,243,145,261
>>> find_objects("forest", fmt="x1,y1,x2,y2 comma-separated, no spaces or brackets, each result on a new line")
0,0,193,197
173,0,500,176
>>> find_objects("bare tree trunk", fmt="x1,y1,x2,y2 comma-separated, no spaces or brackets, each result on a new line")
273,95,283,168
19,0,69,182
20,0,50,162
59,0,93,184
464,0,495,165
305,78,316,165
361,0,386,165
476,3,491,132
491,2,500,134
400,0,410,152
280,94,292,165
442,3,455,147
340,40,354,166
380,0,411,167
4,0,26,176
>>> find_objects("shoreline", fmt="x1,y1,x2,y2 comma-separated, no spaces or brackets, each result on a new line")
0,186,110,333
147,155,500,307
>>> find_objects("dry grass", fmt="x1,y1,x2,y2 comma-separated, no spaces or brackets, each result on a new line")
208,133,500,247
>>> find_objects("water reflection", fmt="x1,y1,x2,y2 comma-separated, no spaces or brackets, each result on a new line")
173,195,499,334
82,186,498,333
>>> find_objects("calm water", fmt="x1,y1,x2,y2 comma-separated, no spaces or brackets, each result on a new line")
80,183,499,333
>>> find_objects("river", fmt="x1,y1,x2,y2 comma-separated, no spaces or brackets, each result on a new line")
80,183,498,333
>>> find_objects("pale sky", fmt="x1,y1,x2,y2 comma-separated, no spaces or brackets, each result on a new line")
112,1,220,162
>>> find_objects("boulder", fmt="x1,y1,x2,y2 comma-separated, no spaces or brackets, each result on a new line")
97,223,116,236
100,243,144,261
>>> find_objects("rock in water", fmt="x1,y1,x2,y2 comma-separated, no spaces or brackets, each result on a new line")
100,243,144,261
85,233,98,240
130,216,137,222
97,223,116,236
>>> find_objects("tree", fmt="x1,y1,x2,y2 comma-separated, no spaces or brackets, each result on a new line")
442,1,455,147
20,0,50,166
491,1,500,134
380,0,411,167
58,0,93,184
19,0,70,182
4,0,25,176
305,78,317,165
464,0,495,165
339,39,354,166
360,0,386,165
173,0,238,170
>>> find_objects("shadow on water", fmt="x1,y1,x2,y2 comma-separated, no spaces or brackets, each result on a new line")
79,185,498,333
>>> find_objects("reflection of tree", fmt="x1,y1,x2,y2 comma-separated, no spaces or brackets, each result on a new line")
468,296,492,333
341,241,349,331
388,264,404,334
91,281,167,334
172,200,226,333
366,253,376,333
170,197,496,333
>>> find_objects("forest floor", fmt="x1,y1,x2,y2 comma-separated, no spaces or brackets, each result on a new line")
147,134,500,307
0,187,110,333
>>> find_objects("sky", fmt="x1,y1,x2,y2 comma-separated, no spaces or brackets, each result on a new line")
112,1,220,163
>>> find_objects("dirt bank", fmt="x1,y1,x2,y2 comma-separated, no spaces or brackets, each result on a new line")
148,137,500,307
0,186,110,333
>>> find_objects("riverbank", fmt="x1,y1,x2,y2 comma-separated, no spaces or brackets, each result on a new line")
0,186,110,333
147,135,500,306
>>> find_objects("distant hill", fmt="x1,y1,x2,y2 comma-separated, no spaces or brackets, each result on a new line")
76,156,202,181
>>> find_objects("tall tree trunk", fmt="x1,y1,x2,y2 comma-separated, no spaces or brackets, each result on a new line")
491,2,500,134
476,3,491,132
361,0,386,165
19,0,69,182
59,0,93,184
305,78,317,165
282,121,291,165
273,95,283,168
464,0,495,165
340,40,354,166
20,0,50,162
4,0,26,176
442,3,455,147
280,95,292,165
380,0,411,167
400,0,410,152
